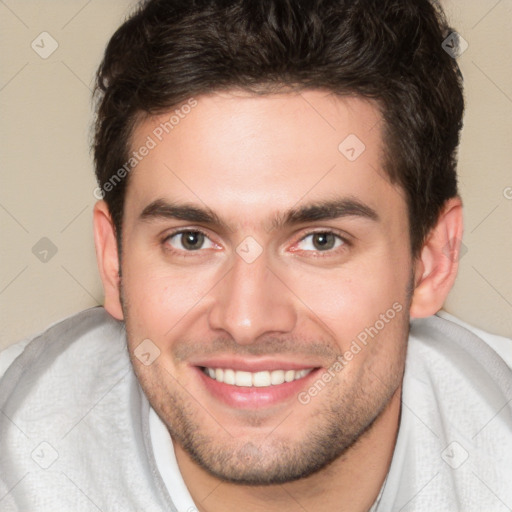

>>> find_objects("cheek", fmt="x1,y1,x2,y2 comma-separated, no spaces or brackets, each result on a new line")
121,252,219,338
286,249,411,345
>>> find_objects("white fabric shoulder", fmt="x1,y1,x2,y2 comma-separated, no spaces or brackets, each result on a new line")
0,312,89,379
0,307,180,512
376,313,512,511
0,337,31,379
437,309,512,368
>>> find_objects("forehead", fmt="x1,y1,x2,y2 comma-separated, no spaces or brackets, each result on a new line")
124,90,406,229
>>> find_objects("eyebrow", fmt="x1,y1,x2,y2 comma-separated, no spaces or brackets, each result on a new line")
139,197,379,231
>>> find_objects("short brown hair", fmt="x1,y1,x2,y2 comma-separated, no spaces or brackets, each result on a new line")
93,0,464,257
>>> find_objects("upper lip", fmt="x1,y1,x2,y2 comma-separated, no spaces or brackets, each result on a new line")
191,356,321,373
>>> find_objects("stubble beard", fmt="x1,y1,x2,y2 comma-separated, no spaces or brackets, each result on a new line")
120,275,412,486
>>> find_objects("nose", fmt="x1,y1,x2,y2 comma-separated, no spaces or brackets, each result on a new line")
207,249,297,345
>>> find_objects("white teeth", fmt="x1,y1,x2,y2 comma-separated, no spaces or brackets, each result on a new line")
235,371,253,387
295,369,309,379
270,370,285,385
223,368,235,385
203,367,313,387
284,370,295,383
253,371,271,387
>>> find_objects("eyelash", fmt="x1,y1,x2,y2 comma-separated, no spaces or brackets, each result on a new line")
161,228,351,257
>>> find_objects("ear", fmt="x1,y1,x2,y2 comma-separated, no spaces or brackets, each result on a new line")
410,197,463,319
93,200,124,320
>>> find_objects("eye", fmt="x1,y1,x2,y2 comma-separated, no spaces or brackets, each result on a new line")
294,232,346,252
164,230,217,252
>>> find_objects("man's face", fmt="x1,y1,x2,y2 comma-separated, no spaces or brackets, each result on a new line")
119,90,413,484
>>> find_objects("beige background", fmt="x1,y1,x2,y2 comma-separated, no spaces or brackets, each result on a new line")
0,0,511,350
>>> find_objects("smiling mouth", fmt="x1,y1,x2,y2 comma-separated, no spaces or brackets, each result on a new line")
200,367,315,387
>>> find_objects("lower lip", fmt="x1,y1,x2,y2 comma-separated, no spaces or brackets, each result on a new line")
195,367,321,409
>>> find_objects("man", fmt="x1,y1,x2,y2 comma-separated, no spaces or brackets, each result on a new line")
1,0,511,510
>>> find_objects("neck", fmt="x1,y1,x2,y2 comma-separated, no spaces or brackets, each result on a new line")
174,386,402,512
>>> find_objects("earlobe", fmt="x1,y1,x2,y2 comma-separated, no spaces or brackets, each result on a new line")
93,201,124,320
409,197,463,319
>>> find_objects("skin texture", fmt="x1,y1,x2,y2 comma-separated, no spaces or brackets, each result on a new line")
94,90,463,511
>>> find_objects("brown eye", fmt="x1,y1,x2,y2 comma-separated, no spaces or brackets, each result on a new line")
166,230,215,251
312,233,336,250
296,232,345,252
